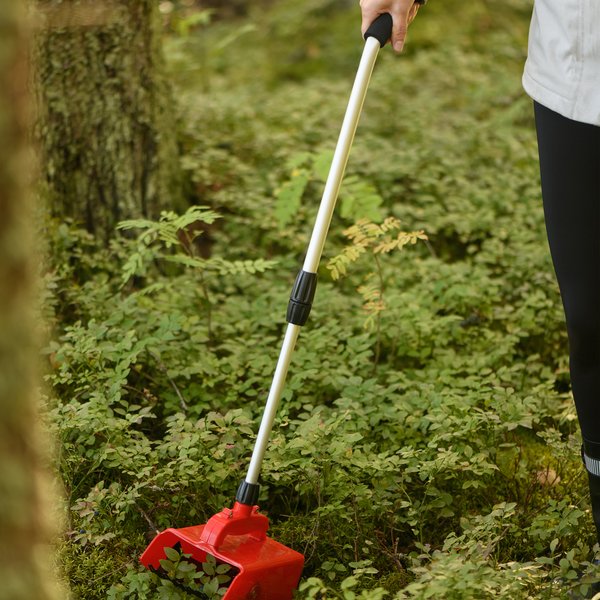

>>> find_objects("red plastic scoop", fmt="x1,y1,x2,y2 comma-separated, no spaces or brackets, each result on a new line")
141,502,304,599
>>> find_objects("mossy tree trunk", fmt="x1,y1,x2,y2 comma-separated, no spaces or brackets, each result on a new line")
0,3,60,599
34,0,181,243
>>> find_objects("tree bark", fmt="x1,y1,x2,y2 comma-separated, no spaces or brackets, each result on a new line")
33,0,181,243
0,3,60,599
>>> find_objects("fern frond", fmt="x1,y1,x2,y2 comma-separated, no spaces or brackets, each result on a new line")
326,244,367,280
171,206,221,230
274,169,310,228
357,283,381,302
285,151,313,171
208,258,278,276
118,206,221,249
164,255,207,269
357,284,385,331
116,218,158,232
313,149,335,181
343,218,382,245
380,216,402,233
374,230,428,254
339,176,383,222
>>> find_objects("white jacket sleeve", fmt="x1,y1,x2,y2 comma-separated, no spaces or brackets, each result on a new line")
523,0,600,125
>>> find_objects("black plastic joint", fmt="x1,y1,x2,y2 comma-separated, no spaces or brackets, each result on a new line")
286,270,317,326
236,480,260,506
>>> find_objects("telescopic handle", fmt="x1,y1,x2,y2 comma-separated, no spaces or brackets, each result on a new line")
241,31,386,492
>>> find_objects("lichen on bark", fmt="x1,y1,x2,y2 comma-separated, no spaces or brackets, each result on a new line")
33,0,182,243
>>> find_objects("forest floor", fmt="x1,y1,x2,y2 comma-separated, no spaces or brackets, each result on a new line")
48,1,600,598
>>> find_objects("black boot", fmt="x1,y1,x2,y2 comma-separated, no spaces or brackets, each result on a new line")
583,441,600,546
567,445,600,599
567,443,600,598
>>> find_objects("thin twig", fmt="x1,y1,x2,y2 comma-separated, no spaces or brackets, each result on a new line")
372,253,384,374
424,238,437,258
136,503,159,535
149,350,188,413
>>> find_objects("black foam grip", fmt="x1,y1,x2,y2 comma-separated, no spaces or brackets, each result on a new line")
363,13,393,48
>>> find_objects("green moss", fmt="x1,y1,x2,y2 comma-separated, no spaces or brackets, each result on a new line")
57,534,150,600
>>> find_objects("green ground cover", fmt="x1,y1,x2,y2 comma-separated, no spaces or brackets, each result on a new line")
45,0,600,597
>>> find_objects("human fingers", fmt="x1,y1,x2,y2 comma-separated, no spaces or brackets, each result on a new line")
390,4,410,52
360,0,387,37
408,2,419,25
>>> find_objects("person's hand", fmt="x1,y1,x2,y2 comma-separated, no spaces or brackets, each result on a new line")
360,0,421,53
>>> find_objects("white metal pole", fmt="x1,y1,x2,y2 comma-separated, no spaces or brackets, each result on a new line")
244,35,382,486
246,323,300,484
303,35,381,273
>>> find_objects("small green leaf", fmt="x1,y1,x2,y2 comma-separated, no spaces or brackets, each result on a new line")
203,578,219,596
163,547,180,562
159,559,174,573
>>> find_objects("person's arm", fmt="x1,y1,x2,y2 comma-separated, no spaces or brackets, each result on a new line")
360,0,424,52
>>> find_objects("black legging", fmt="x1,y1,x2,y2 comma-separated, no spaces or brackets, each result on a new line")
534,101,600,461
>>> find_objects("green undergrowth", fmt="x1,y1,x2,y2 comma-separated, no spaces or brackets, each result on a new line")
45,0,600,598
